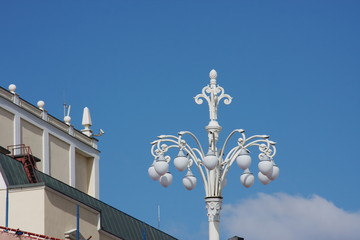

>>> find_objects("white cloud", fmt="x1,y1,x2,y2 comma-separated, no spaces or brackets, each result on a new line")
222,193,360,240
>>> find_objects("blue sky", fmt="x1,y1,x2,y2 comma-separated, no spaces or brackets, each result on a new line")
1,1,360,239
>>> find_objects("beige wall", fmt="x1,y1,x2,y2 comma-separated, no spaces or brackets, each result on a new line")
0,189,6,227
21,119,43,170
7,187,45,234
87,159,96,197
45,189,100,240
1,186,108,240
75,151,94,195
0,107,14,149
49,134,70,184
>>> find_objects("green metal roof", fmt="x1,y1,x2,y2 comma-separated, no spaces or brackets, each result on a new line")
0,153,177,240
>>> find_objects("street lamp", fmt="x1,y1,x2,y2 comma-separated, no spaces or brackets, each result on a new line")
148,70,279,240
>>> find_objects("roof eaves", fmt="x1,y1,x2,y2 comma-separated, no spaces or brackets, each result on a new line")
0,153,177,240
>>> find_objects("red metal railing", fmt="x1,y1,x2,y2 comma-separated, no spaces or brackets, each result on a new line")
7,144,39,183
0,226,64,240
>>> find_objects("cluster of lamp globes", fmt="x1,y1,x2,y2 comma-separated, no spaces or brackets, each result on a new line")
148,147,279,190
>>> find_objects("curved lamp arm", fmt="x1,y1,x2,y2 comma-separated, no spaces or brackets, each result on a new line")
178,131,205,156
219,129,245,158
151,135,210,195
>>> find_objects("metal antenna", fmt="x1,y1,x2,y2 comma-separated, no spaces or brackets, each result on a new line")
63,103,72,125
63,103,70,118
157,205,161,229
63,103,67,118
67,105,71,116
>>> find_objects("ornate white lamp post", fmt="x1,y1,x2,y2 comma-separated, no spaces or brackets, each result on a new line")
148,70,279,240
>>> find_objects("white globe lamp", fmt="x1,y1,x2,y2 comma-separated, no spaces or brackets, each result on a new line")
160,172,173,187
148,165,161,180
154,155,169,176
269,164,280,180
258,172,271,185
236,148,251,170
174,150,188,171
203,150,218,170
240,169,254,188
182,170,197,190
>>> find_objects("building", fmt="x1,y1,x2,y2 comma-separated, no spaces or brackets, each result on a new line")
0,84,176,240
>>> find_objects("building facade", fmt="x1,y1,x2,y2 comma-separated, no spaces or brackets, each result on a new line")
0,85,176,240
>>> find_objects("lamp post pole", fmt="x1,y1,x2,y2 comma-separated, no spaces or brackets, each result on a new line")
148,70,279,240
